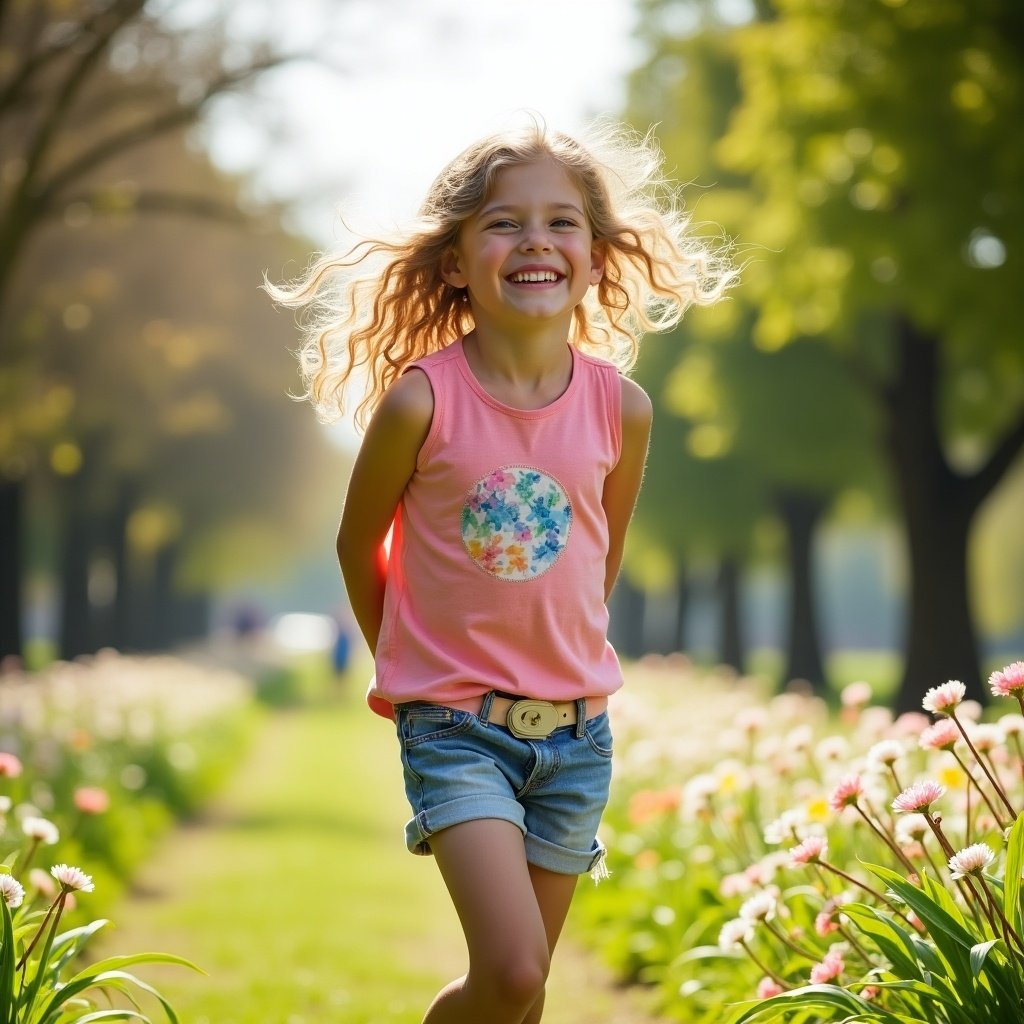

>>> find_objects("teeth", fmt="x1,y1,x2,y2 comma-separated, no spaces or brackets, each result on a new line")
510,271,559,283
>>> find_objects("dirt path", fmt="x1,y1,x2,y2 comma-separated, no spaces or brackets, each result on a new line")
107,695,665,1023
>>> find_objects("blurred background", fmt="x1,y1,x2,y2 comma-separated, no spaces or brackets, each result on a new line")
1,0,1022,714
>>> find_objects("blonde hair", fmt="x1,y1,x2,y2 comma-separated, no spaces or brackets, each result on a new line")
267,116,734,427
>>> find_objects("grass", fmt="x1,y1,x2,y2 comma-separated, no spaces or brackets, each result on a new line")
102,665,663,1024
101,684,467,1024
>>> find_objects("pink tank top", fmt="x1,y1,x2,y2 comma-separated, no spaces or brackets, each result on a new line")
367,338,624,719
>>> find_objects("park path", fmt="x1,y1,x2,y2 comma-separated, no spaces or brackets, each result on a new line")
105,686,666,1024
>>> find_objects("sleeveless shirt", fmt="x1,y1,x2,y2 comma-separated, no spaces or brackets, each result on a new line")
367,337,624,719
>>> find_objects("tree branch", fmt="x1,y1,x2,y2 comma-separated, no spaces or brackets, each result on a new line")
35,52,305,207
966,404,1024,512
0,0,143,117
50,188,268,227
15,0,146,212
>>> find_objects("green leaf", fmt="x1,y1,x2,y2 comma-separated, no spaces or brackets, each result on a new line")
64,951,203,985
1003,812,1024,938
970,938,999,977
729,984,906,1024
39,968,185,1024
842,903,923,980
66,1012,154,1023
0,897,16,1024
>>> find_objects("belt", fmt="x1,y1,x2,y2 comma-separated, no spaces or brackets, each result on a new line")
485,695,594,739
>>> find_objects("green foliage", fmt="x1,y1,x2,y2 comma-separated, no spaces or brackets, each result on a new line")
576,659,1024,1022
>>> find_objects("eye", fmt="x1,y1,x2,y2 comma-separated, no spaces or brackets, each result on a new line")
551,217,579,228
486,219,518,230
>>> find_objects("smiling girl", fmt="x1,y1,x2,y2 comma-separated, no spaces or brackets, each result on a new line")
269,117,733,1024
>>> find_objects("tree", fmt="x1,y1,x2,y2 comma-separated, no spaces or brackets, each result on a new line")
624,20,883,691
0,0,318,660
716,0,1024,707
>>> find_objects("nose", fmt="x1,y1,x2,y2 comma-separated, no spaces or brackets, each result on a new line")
520,224,553,253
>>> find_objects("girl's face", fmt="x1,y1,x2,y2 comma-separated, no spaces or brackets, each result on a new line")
442,158,605,337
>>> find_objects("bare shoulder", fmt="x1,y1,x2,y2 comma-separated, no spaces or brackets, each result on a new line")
619,375,653,426
376,366,435,426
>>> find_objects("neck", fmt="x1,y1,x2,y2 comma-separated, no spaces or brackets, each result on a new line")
462,328,574,410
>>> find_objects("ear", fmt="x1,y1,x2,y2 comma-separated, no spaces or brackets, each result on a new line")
589,240,606,287
440,248,467,289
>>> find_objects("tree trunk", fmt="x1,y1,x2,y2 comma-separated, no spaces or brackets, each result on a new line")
673,568,690,653
0,477,24,663
886,320,983,711
58,470,95,660
777,489,829,695
612,577,647,659
717,556,745,672
110,479,136,651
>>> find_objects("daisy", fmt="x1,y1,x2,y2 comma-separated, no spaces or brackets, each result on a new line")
50,864,95,893
948,843,995,880
989,661,1024,699
922,680,966,716
892,780,945,813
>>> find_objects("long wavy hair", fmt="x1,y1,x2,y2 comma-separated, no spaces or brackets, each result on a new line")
266,116,735,427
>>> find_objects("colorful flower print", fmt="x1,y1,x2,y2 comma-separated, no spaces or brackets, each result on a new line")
461,465,572,580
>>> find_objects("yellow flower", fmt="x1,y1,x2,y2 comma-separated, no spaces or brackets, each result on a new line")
806,797,831,823
938,765,967,790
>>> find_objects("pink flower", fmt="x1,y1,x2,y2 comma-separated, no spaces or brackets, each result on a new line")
989,662,1024,699
948,842,996,880
922,680,966,715
718,918,754,950
892,780,945,813
919,719,960,751
791,835,828,865
0,752,22,777
757,977,784,999
809,948,844,984
50,864,94,893
840,681,873,708
815,909,839,936
828,773,864,811
0,874,24,908
73,786,110,815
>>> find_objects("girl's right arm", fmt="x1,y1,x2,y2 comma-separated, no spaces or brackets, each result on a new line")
336,369,434,654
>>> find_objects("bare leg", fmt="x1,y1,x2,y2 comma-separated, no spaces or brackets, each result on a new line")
422,819,553,1024
520,863,579,1024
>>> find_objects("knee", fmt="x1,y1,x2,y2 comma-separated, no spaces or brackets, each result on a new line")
485,951,550,1008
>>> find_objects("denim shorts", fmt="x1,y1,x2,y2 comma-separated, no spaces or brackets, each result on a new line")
394,692,613,876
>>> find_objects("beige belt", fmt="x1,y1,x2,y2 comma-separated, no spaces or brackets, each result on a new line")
485,695,597,739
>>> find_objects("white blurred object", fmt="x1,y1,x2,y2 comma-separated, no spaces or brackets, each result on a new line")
271,613,336,652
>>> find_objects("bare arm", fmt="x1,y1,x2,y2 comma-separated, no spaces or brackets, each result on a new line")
601,375,653,602
336,370,434,653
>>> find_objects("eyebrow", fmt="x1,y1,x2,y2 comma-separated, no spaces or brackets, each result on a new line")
478,202,585,219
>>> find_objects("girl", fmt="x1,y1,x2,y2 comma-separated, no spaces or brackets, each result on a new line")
270,118,732,1024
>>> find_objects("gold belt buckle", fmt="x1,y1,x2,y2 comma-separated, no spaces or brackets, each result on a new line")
507,700,559,739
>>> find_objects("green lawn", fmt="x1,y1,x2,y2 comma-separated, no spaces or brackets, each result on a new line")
102,679,662,1024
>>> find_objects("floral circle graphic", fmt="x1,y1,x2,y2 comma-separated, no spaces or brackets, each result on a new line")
461,466,572,581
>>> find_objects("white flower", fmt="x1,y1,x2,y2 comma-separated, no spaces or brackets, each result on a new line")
739,890,778,923
718,917,754,951
0,874,24,908
50,864,95,893
763,809,806,845
948,843,996,880
22,817,59,845
866,740,905,771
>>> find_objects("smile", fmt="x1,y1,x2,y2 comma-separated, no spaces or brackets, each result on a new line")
507,271,562,284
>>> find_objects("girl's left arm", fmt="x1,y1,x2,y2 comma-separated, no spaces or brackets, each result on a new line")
601,376,653,602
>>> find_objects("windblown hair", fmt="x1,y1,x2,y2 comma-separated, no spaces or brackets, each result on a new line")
266,116,735,427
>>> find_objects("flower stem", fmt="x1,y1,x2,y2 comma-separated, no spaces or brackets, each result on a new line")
854,803,917,874
763,919,818,961
951,713,1017,818
952,750,1009,830
739,939,789,989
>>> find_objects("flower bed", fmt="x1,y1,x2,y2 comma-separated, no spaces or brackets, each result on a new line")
0,651,255,914
577,657,1024,1023
0,650,255,1021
